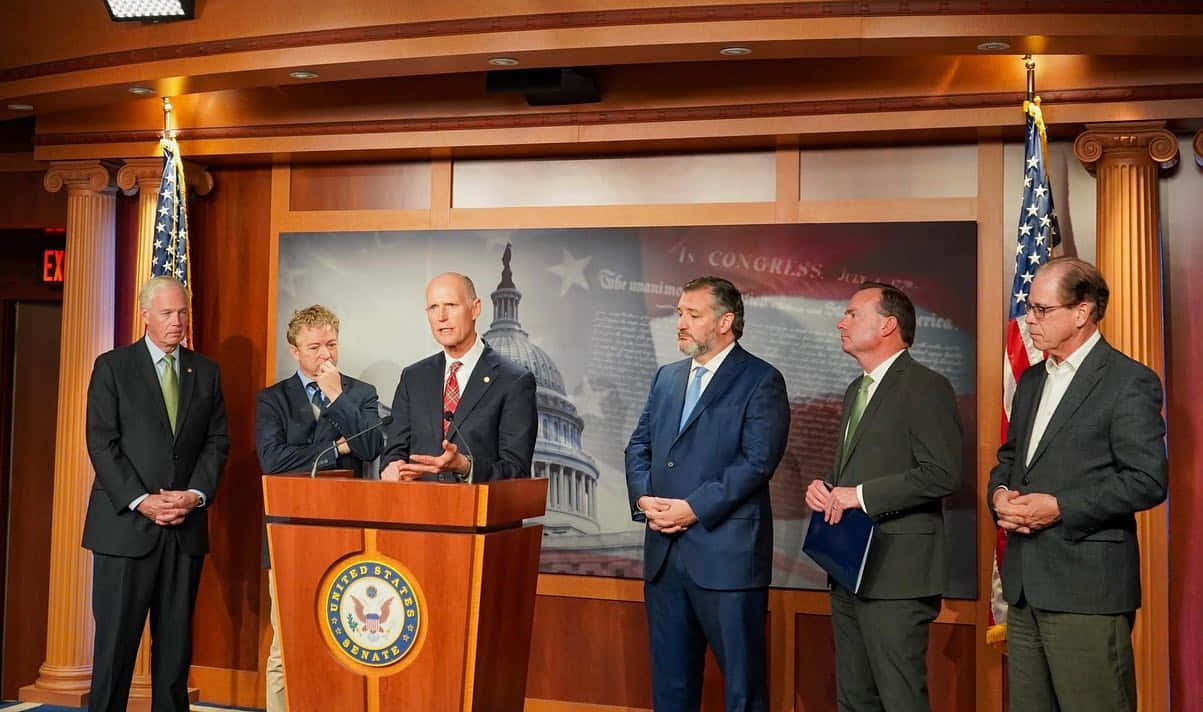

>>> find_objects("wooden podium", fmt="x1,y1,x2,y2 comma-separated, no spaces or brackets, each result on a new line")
263,475,548,712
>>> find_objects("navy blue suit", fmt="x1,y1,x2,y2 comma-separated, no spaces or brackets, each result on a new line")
626,343,790,712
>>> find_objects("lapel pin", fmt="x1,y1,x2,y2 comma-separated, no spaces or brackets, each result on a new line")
483,376,491,383
186,368,193,373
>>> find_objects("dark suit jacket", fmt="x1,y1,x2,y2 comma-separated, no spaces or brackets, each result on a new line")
988,337,1168,614
254,372,383,477
83,340,229,558
381,342,537,482
832,350,963,600
625,343,790,590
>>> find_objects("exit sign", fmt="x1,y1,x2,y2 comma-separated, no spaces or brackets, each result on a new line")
42,249,64,283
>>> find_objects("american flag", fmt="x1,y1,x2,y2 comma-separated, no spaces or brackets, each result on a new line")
988,98,1061,645
151,137,190,287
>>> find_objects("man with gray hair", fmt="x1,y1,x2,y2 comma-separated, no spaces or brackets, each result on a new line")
989,257,1167,712
84,276,229,712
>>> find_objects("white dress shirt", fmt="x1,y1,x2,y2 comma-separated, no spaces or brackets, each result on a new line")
851,348,907,513
1024,329,1102,466
444,335,485,393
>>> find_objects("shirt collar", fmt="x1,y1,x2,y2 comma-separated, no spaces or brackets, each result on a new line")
693,340,737,375
444,335,485,380
865,348,906,383
296,370,317,392
145,335,175,365
1046,328,1101,376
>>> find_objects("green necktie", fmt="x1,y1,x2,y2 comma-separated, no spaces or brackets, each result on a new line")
839,374,873,472
161,353,179,433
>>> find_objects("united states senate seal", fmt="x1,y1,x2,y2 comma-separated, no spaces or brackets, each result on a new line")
323,559,422,667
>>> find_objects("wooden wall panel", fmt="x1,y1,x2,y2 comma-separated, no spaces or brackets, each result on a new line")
113,190,138,346
1165,154,1203,712
289,162,430,212
187,165,272,672
794,614,975,712
0,172,65,230
1,302,60,700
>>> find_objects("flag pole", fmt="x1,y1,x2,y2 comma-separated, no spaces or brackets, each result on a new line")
1024,55,1036,102
161,96,174,139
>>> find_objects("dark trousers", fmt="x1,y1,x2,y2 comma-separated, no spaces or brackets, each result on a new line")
1006,598,1137,712
89,531,205,712
829,583,940,712
644,543,768,712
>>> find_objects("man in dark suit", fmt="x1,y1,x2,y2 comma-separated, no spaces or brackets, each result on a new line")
254,304,384,712
805,281,962,712
625,276,790,712
84,276,229,712
988,257,1167,712
381,272,536,483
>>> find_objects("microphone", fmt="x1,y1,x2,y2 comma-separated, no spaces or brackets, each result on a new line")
433,409,475,483
309,415,393,478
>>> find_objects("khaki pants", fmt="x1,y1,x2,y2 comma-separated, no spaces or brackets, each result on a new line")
265,569,287,712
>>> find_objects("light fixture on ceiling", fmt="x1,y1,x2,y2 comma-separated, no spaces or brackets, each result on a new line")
104,0,195,22
128,86,156,95
720,46,752,56
977,40,1011,51
7,103,33,111
289,70,319,79
488,57,520,67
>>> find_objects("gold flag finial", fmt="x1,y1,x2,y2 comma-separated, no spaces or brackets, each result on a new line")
161,97,174,139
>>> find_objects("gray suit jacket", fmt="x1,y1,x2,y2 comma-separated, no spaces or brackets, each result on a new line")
831,350,963,599
988,337,1168,614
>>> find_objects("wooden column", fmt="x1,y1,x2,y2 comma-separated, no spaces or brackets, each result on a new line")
19,161,118,706
113,157,214,710
1073,121,1177,712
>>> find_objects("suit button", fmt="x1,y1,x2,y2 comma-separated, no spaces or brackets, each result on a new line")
666,461,674,469
1022,476,1030,485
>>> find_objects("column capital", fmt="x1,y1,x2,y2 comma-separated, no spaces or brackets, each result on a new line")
1193,129,1202,168
1073,121,1179,171
116,158,214,197
43,160,118,194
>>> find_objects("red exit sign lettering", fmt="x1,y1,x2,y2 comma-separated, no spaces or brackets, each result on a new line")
43,249,65,283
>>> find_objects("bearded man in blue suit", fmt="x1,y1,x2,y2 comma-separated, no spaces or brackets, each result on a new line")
626,276,790,712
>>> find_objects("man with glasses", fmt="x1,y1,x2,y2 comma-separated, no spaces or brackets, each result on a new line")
988,257,1168,712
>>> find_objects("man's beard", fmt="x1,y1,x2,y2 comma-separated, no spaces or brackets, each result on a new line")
678,332,713,358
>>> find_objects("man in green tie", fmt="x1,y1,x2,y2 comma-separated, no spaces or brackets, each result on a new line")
83,275,229,712
804,281,963,712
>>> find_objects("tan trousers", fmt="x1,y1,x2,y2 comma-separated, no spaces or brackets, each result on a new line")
266,569,287,712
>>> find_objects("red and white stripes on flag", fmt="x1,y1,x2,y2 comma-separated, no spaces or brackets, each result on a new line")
989,97,1061,647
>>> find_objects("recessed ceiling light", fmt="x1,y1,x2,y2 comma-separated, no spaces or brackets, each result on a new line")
720,47,752,56
977,41,1011,51
7,103,33,111
128,86,156,95
289,70,319,79
488,57,519,66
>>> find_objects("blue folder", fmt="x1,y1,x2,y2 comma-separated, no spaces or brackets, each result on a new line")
801,507,876,594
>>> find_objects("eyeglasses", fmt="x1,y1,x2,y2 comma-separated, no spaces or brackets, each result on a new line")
1027,302,1079,320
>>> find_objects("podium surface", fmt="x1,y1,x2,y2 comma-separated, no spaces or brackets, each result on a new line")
264,475,547,712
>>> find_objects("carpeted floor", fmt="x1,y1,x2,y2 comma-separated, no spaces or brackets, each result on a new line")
0,703,262,711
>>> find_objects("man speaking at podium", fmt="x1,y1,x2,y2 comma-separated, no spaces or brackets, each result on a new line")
254,304,384,712
381,272,537,483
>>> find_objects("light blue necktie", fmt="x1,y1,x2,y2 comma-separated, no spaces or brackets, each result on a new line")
678,366,707,433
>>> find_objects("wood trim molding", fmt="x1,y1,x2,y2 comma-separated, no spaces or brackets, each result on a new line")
33,84,1203,149
7,2,1202,84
